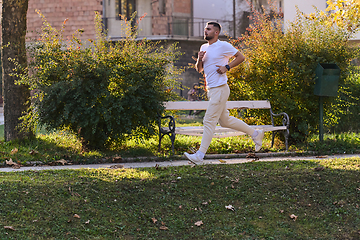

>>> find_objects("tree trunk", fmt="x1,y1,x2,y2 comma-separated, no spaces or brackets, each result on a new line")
1,0,33,141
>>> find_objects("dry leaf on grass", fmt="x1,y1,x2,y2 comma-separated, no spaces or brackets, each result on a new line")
225,205,235,211
109,164,124,169
73,214,80,219
159,226,168,230
56,159,68,165
29,150,39,155
289,214,298,221
5,159,21,169
85,220,90,224
10,148,18,155
219,159,227,163
194,220,203,226
5,159,17,166
151,217,157,224
314,166,325,171
4,226,16,231
112,156,122,163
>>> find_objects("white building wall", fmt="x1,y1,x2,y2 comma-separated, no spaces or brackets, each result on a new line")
283,0,326,23
283,0,360,40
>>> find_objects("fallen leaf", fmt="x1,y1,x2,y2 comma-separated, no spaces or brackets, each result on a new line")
246,153,259,161
279,209,284,213
210,182,214,186
194,220,203,226
316,155,328,158
151,217,157,224
10,148,18,155
85,220,90,224
112,156,122,163
202,202,208,205
5,159,17,166
314,166,325,171
179,205,182,209
5,159,21,169
259,216,263,219
4,226,15,231
289,214,298,221
219,159,227,163
56,159,68,165
159,226,168,230
29,150,39,155
73,214,80,219
109,164,124,169
225,205,235,211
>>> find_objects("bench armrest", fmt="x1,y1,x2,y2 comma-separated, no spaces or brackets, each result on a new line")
158,114,176,133
270,109,290,128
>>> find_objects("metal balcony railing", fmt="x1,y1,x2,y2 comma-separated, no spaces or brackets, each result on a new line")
102,15,236,40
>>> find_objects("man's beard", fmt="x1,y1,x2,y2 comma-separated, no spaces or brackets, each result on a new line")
205,35,213,41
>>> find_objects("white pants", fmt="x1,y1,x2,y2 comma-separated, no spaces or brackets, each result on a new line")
199,84,255,153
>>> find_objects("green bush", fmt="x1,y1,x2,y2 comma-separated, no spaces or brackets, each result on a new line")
17,12,182,150
228,5,360,143
331,65,360,133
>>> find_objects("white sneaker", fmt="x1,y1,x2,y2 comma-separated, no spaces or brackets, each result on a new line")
252,130,264,152
184,152,204,165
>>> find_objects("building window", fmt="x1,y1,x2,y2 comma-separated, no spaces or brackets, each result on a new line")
116,0,136,20
159,0,166,15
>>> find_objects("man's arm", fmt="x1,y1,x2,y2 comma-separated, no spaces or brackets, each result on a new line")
216,51,245,74
228,51,245,69
195,51,206,73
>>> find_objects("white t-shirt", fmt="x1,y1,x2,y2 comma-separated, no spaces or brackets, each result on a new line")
200,40,238,88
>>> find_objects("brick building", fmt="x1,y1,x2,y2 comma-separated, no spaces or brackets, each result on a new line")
26,0,103,41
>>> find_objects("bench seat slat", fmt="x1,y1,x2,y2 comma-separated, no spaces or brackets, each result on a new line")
164,100,271,111
175,125,287,138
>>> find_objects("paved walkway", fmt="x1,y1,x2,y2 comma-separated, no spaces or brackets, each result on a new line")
1,153,359,172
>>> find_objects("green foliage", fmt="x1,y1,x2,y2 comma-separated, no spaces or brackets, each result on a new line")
17,12,182,150
330,65,360,133
228,3,360,143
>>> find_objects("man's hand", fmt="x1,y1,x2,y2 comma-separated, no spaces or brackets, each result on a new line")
216,65,228,74
196,51,206,72
198,51,206,61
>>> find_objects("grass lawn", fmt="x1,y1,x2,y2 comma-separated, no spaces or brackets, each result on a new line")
0,157,359,239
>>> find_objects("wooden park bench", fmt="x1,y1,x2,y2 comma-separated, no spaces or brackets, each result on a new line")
158,100,290,153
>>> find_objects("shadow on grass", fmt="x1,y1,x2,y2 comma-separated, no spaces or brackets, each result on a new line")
0,158,359,239
0,130,156,166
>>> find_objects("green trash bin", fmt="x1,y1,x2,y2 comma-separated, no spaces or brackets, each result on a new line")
314,63,340,97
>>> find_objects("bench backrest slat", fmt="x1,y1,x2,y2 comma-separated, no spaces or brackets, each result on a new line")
164,100,271,110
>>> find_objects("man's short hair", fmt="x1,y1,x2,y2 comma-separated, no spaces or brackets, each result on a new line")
206,21,221,32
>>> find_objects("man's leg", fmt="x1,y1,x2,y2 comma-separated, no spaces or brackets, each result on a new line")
184,85,228,164
217,86,255,135
217,85,264,151
198,85,228,153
